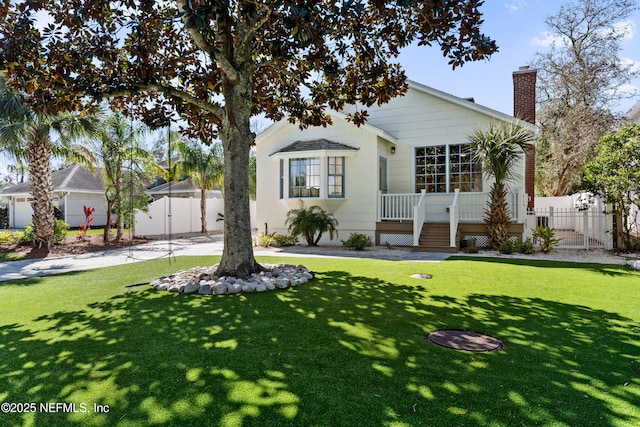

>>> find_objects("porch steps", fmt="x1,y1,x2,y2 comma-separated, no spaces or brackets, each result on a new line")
411,222,459,253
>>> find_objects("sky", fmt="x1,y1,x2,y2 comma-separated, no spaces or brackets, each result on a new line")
2,1,640,177
397,0,640,116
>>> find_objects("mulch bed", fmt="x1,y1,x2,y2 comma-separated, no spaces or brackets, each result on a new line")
1,234,151,260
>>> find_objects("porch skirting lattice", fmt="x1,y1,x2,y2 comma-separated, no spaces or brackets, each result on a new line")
378,233,413,247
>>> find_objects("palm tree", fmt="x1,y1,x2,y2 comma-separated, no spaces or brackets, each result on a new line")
468,121,533,249
285,201,339,246
95,113,161,243
172,139,224,234
0,77,97,249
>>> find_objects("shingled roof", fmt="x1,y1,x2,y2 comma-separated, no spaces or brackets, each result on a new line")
0,165,104,195
270,139,359,155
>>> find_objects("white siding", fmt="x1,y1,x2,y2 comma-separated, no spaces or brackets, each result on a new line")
257,117,381,243
256,84,528,243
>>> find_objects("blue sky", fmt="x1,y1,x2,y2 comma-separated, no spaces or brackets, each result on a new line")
397,0,640,116
3,1,640,177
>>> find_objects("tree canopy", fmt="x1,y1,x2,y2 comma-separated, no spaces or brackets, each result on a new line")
582,123,640,250
533,0,639,196
1,0,497,276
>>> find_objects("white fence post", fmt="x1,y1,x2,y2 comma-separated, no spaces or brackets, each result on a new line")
584,210,589,250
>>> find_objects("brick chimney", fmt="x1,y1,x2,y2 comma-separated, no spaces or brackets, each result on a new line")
513,65,537,211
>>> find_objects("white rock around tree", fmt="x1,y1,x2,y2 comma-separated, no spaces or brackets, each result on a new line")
150,263,314,295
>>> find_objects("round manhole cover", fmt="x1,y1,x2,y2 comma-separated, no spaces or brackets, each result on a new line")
427,329,504,352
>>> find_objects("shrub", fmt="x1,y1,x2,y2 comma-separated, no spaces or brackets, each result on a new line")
285,201,338,246
0,231,21,245
18,220,69,246
462,245,479,254
19,223,34,245
258,232,276,247
0,206,9,229
53,219,70,244
273,234,298,247
532,225,561,253
78,205,96,240
341,233,373,251
258,232,297,247
520,238,535,254
498,239,515,254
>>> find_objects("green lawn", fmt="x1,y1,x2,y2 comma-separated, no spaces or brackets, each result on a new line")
0,255,638,426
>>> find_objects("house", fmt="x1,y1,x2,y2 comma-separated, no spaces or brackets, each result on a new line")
147,178,223,201
255,67,537,251
627,101,640,124
0,165,108,228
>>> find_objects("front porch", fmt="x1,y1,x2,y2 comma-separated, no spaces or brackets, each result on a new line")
375,189,527,251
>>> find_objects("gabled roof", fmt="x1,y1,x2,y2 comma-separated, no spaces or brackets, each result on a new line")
147,178,199,195
626,101,640,123
256,111,399,145
270,139,359,156
0,165,104,196
255,80,536,143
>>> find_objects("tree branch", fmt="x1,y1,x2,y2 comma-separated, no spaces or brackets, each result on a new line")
92,83,226,122
174,0,240,84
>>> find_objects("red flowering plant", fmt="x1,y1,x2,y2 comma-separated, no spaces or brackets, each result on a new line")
78,206,96,240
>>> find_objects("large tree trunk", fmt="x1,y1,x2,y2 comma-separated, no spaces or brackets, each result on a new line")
215,75,263,278
27,131,54,250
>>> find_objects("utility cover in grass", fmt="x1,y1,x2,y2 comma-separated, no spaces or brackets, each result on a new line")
427,330,504,352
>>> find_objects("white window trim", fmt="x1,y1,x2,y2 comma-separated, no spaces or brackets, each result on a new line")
273,150,356,200
414,143,483,194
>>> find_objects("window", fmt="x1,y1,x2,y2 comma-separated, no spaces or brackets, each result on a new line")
289,158,320,197
449,144,482,192
416,146,447,193
327,157,344,198
415,144,481,193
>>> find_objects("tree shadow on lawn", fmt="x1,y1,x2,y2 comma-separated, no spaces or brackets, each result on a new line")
449,255,635,277
1,269,639,426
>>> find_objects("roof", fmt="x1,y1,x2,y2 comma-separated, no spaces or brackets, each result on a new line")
626,101,640,123
0,165,104,196
256,112,399,145
270,139,359,156
256,79,536,144
147,179,199,195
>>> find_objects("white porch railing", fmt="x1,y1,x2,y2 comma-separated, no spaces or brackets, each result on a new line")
449,189,460,247
456,188,524,222
412,189,427,246
378,188,526,223
377,192,422,221
378,187,527,249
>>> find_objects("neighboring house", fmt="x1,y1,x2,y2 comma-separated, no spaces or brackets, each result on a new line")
256,67,537,251
627,101,640,124
147,178,223,201
0,165,108,228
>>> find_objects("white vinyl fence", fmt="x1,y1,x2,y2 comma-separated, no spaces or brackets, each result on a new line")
527,194,613,250
135,197,257,236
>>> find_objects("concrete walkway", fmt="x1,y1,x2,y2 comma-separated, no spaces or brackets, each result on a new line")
0,235,452,282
